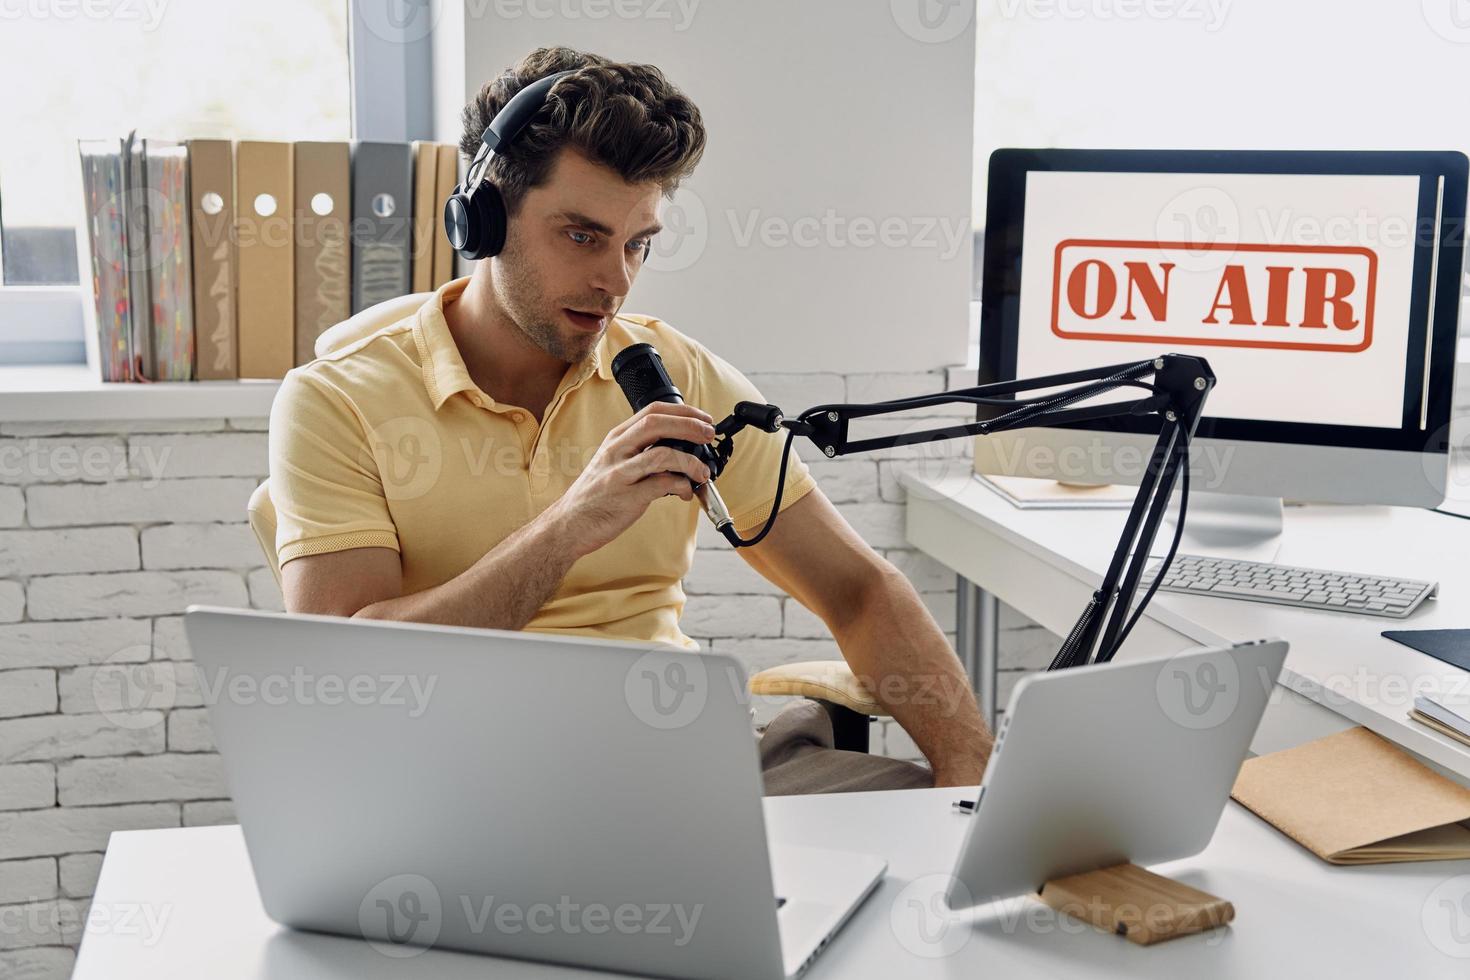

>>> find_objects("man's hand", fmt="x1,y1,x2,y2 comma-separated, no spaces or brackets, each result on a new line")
545,402,717,558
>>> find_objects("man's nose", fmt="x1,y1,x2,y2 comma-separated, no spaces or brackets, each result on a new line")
589,245,634,296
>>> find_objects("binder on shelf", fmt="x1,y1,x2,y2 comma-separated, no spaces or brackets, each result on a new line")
143,139,194,380
411,141,438,294
188,139,237,380
77,138,133,381
121,131,153,379
236,141,295,380
432,142,459,288
293,141,351,366
351,141,413,313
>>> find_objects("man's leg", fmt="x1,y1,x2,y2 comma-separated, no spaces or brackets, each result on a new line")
758,699,933,796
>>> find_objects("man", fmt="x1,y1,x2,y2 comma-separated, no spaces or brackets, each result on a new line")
270,46,991,791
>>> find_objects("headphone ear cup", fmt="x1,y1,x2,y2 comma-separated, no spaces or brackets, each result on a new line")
470,182,508,259
443,186,478,260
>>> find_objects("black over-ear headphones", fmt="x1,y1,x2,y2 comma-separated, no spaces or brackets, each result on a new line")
443,70,574,261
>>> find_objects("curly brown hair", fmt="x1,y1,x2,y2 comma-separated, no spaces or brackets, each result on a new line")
459,46,706,217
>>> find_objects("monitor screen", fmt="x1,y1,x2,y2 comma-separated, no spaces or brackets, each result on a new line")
981,150,1466,455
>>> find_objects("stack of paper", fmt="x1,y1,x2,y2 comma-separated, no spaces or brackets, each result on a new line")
1411,695,1470,748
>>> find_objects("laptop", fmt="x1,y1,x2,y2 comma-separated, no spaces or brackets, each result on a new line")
183,606,885,980
944,639,1289,909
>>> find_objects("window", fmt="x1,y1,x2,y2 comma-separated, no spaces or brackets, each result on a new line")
0,0,351,364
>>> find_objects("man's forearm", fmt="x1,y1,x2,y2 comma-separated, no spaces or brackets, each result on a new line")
830,568,993,785
354,510,583,629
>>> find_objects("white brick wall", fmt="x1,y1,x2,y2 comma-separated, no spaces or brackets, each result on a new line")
0,371,1063,968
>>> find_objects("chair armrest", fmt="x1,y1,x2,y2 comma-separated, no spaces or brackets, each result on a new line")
747,661,888,718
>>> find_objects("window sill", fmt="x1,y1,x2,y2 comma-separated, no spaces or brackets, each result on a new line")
0,364,280,422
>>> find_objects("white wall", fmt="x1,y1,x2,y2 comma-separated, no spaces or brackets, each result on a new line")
435,0,976,374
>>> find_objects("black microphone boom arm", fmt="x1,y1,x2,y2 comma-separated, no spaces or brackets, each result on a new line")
711,354,1216,670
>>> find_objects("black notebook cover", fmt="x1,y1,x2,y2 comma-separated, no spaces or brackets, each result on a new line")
1382,630,1470,672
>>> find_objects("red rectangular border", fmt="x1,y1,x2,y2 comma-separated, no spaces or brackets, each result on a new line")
1049,240,1378,353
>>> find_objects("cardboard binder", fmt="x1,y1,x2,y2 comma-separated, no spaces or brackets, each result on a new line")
432,142,459,288
236,141,295,379
410,140,439,293
293,142,351,366
143,140,195,380
351,141,413,313
187,139,237,379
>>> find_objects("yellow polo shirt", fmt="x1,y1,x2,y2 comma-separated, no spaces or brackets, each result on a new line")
268,277,816,650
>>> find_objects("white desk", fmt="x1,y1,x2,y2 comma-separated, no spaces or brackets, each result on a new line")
902,471,1470,780
73,788,1470,977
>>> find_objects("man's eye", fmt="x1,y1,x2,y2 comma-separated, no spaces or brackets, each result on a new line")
568,231,594,246
628,239,650,255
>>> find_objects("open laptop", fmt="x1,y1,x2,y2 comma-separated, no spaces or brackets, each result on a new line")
944,639,1289,908
183,606,885,980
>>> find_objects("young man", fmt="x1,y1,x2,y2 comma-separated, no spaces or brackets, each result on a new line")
269,46,990,791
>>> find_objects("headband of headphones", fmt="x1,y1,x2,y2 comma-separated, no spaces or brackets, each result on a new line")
459,69,574,204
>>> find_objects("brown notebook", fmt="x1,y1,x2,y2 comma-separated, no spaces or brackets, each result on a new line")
293,142,351,366
236,141,294,379
1231,726,1470,864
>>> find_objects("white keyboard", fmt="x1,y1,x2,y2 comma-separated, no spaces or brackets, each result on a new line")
1146,554,1438,619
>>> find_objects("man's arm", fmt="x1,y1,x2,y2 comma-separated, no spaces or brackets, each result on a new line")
736,488,993,786
281,402,718,625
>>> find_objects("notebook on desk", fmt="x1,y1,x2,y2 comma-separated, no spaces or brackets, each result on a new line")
1231,726,1470,864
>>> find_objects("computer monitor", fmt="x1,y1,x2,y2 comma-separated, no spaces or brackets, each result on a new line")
975,149,1466,548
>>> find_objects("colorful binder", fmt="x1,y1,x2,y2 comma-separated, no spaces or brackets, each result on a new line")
143,140,195,380
77,138,133,381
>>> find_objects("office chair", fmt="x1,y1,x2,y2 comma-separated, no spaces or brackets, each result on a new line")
246,293,886,752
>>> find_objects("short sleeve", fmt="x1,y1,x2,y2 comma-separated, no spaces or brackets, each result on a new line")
268,371,400,565
692,343,818,535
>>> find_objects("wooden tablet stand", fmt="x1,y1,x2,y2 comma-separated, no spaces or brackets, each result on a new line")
1037,863,1234,946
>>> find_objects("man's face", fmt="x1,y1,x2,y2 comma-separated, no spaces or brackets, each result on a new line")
490,148,665,365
